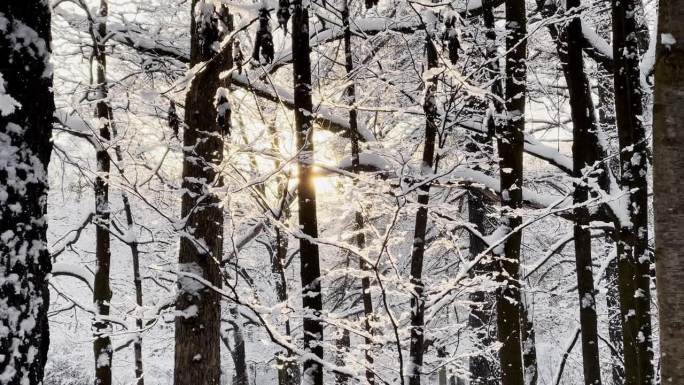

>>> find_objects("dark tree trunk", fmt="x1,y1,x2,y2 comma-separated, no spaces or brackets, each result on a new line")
468,3,500,383
653,1,684,382
291,0,324,383
0,2,54,384
611,0,654,383
494,0,527,383
175,2,230,384
91,3,113,384
407,35,439,385
341,0,375,382
564,1,604,384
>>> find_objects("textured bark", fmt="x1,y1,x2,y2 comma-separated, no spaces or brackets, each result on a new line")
341,0,375,382
291,0,324,383
611,0,654,383
91,3,113,384
174,2,230,384
564,1,603,384
494,0,526,383
653,1,684,382
407,35,438,385
0,2,54,384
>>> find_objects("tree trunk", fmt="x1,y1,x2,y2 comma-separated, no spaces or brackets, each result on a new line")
0,2,54,384
291,0,324,383
595,12,625,382
268,125,301,385
229,306,249,385
92,2,113,384
175,2,229,384
111,107,144,385
341,0,375,382
611,0,654,383
407,34,439,385
468,3,500,383
520,292,537,385
564,1,604,384
653,2,684,382
495,0,526,383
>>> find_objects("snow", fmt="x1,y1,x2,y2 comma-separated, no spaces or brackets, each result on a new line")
0,73,21,116
661,33,676,47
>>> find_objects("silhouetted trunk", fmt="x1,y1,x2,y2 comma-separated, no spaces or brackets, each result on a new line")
468,3,499,383
0,2,54,384
175,2,229,384
564,1,604,384
92,2,113,384
341,0,375,382
495,0,526,383
407,34,439,385
653,3,684,382
291,0,324,383
611,0,654,383
121,190,144,385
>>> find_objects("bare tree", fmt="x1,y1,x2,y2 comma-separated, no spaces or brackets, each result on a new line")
0,2,54,384
611,0,654,383
90,2,113,384
175,2,230,384
564,0,603,383
291,0,324,383
495,0,527,383
407,32,439,385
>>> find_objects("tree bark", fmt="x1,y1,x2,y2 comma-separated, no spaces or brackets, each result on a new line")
0,2,54,384
564,1,604,384
291,0,324,383
611,0,654,383
92,3,113,384
175,2,229,384
495,0,527,383
407,34,439,385
653,1,684,382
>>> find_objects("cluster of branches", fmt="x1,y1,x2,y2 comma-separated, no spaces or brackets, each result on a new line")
3,0,680,384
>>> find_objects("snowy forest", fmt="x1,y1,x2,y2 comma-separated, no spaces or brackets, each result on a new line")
1,0,684,384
